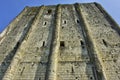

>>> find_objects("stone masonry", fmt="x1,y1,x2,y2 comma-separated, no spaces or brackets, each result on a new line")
0,2,120,80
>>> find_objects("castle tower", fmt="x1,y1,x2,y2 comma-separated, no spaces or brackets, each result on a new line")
0,2,120,80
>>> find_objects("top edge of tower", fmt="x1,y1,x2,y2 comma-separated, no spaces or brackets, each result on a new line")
25,2,100,8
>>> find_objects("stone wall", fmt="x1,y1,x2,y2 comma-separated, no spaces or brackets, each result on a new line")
0,2,120,80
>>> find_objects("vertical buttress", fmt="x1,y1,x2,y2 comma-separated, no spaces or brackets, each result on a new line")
74,3,105,80
45,5,61,80
2,6,45,80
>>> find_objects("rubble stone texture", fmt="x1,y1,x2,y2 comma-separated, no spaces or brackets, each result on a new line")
0,2,120,80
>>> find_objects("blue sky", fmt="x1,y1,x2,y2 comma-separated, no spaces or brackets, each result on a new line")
0,0,120,32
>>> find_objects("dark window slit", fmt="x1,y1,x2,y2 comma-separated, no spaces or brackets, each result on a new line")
76,77,78,79
47,9,52,14
71,66,74,73
44,22,47,26
102,39,108,47
77,19,80,23
64,20,66,24
80,40,85,48
42,41,45,47
90,76,93,80
60,41,65,47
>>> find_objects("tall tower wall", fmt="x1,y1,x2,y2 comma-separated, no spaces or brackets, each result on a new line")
0,2,120,80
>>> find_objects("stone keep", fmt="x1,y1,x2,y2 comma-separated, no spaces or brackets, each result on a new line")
0,2,120,80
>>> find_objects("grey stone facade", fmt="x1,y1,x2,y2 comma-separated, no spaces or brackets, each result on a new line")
0,2,120,80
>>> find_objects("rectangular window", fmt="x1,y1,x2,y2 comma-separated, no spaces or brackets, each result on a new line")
42,41,45,47
80,40,85,49
60,41,65,47
43,22,47,26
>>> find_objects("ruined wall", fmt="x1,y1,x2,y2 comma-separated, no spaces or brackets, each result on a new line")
0,2,120,80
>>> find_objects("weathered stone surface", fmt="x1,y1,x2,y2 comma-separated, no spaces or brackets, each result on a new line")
0,2,120,80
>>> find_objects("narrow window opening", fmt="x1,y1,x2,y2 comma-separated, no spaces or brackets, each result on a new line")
75,77,78,79
102,39,108,47
80,40,85,49
44,22,47,26
60,41,65,47
90,76,93,80
47,9,52,14
77,19,80,23
64,20,66,24
42,41,45,47
71,66,74,73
